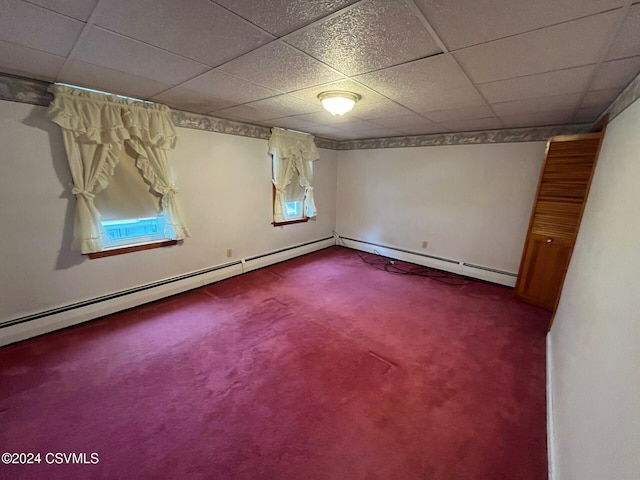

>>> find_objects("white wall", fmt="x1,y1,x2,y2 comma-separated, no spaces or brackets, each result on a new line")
0,100,337,323
336,142,547,273
549,99,640,479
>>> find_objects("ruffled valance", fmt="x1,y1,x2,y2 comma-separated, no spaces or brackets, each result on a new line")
48,85,177,149
268,128,319,162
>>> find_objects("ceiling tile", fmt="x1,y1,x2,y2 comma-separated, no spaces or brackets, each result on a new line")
94,0,272,67
606,3,640,60
454,11,619,83
292,110,364,124
173,70,281,104
369,113,440,130
399,86,487,113
477,66,595,103
220,42,343,92
575,106,605,123
211,105,281,122
0,1,83,56
27,0,99,21
415,0,625,50
151,87,236,114
59,60,172,99
268,116,319,130
72,27,209,85
348,100,414,120
244,94,324,116
437,117,503,132
591,56,640,90
354,55,470,98
581,88,621,108
329,119,381,131
0,40,65,81
286,0,441,76
290,79,387,106
397,124,449,135
330,131,367,140
423,105,494,123
499,110,576,128
301,125,345,137
213,0,359,36
1,0,627,138
355,127,405,138
491,93,583,117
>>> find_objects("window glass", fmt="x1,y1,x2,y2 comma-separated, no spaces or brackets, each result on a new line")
96,145,173,248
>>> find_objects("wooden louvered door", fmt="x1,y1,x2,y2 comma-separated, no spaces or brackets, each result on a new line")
515,132,603,311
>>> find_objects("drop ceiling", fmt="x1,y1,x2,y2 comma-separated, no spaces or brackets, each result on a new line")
1,0,639,140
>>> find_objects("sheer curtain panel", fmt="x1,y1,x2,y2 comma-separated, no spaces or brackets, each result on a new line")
267,128,319,222
48,85,190,253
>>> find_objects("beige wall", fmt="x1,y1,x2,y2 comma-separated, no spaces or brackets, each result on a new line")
0,100,337,322
336,142,546,273
549,98,640,479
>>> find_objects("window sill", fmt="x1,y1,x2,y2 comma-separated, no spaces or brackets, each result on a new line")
87,239,178,259
272,218,309,227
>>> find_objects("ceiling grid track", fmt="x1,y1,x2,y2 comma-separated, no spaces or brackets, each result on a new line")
1,0,639,140
56,0,106,82
403,0,505,128
570,1,634,122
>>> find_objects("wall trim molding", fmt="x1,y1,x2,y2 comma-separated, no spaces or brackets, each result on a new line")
0,237,335,347
0,72,607,151
335,125,591,150
597,70,640,124
0,73,52,106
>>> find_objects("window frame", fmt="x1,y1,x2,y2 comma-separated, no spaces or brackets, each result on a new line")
87,239,178,259
86,214,178,258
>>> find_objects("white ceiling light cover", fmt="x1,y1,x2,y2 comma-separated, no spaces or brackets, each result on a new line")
318,91,361,116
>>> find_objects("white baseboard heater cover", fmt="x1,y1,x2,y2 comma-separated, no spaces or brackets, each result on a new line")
338,236,517,287
0,237,334,347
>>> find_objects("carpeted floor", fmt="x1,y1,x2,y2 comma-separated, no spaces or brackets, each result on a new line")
0,246,550,479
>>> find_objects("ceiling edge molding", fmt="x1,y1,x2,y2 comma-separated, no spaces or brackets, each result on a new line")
0,73,52,106
312,137,340,150
335,124,592,150
0,73,340,148
598,70,640,124
0,73,597,150
171,110,271,140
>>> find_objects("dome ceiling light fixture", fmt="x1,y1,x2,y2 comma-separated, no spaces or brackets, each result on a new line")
318,91,361,116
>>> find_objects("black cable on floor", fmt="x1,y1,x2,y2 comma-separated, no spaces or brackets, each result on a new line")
354,250,470,286
332,231,470,286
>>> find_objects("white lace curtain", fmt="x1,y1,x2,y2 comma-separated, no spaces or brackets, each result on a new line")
267,128,319,222
48,85,190,253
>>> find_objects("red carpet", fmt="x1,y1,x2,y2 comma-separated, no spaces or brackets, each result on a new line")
0,247,549,479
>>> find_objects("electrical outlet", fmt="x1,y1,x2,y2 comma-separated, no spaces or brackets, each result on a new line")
422,241,428,249
226,248,232,258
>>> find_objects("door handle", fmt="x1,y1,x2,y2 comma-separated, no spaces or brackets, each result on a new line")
546,238,553,243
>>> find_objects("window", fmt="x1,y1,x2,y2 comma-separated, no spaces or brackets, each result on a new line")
284,199,303,219
48,83,191,256
102,215,171,247
267,128,319,226
272,154,307,222
94,144,175,251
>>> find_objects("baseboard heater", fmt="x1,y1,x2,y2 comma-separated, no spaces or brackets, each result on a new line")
338,236,517,287
0,236,335,347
